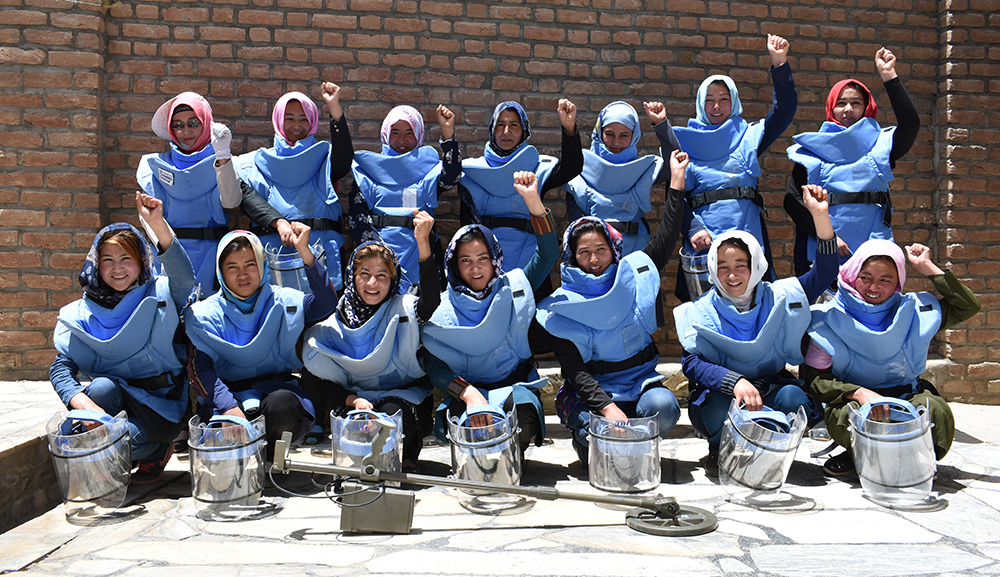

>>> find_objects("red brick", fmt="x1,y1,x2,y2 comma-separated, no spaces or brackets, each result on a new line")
21,310,60,326
454,56,495,73
313,14,357,28
162,7,210,22
347,34,392,49
21,151,70,166
238,10,284,26
49,132,98,148
0,47,45,64
200,27,247,41
0,251,43,268
49,12,102,30
421,1,463,16
0,10,47,25
0,331,47,348
198,62,244,78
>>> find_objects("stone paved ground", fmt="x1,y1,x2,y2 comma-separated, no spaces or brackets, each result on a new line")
1,402,999,577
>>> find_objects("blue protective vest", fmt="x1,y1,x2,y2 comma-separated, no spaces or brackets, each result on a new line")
352,147,442,290
787,117,897,260
674,278,810,380
460,146,558,272
137,151,227,291
235,138,344,289
54,277,188,422
422,269,545,390
536,252,661,400
808,292,942,390
563,150,661,255
302,293,429,405
185,285,307,383
674,118,766,249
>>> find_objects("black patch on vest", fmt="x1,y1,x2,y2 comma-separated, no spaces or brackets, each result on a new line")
512,290,525,298
157,301,167,308
920,304,933,312
286,306,298,314
789,302,803,309
637,265,649,273
399,316,409,323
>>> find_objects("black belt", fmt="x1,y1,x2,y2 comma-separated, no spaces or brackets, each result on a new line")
173,226,230,241
606,220,643,236
586,342,659,376
475,360,535,391
251,217,343,237
226,371,295,393
688,186,761,211
480,215,533,233
371,214,415,229
128,373,182,398
828,190,892,227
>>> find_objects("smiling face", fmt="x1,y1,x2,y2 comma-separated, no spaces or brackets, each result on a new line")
704,82,733,125
455,238,495,292
171,109,204,150
574,231,614,277
854,257,899,305
353,256,393,306
833,86,867,127
98,242,141,293
715,243,752,297
493,109,524,152
282,100,310,145
601,122,634,154
221,246,262,299
388,120,417,154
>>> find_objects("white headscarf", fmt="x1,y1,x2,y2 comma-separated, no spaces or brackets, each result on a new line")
707,230,768,310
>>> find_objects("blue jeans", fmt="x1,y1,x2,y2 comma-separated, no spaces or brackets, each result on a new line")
566,386,681,451
691,384,812,449
86,378,168,461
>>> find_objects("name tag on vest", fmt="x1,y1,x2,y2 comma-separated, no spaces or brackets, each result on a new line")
512,290,525,298
637,265,649,273
157,168,174,187
789,302,803,309
920,304,933,312
286,306,298,314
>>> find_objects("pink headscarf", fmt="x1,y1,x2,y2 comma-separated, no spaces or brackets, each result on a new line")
380,105,425,147
151,92,213,152
271,92,319,142
838,239,906,300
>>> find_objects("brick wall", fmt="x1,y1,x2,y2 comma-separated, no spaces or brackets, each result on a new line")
1,0,997,402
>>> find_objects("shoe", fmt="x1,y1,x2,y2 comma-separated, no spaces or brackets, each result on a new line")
704,448,719,478
132,443,174,485
572,438,589,468
823,451,856,476
402,459,420,475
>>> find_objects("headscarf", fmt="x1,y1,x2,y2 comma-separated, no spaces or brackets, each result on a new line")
591,101,640,163
272,91,319,143
445,224,503,300
484,101,531,167
79,223,156,309
561,217,623,268
835,239,905,331
338,241,402,329
826,79,878,125
151,92,213,153
215,230,270,314
707,230,769,311
380,105,425,156
694,75,743,126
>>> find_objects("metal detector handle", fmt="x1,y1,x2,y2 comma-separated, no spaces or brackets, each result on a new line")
273,431,293,472
361,416,397,473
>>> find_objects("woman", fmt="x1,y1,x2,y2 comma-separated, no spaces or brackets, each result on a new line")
236,86,351,290
650,34,796,301
348,102,461,291
50,192,196,484
673,185,837,477
302,210,439,472
563,101,678,255
784,48,920,275
422,172,558,454
536,150,689,467
137,92,240,293
458,99,582,277
184,223,338,460
802,240,980,475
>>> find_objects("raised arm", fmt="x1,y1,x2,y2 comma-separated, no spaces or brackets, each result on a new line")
643,150,688,272
758,34,797,156
877,48,920,165
436,104,462,190
322,81,354,182
539,99,584,193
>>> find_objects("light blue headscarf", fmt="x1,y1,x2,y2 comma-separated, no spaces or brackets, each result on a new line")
215,230,271,314
590,101,641,163
695,75,743,126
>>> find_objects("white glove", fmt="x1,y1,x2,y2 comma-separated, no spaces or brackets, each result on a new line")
211,122,232,161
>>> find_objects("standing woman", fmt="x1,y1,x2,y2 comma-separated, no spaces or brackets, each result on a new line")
459,99,582,277
302,211,439,472
650,34,797,300
562,101,679,255
348,101,461,291
422,172,558,454
802,240,979,475
536,150,689,467
184,224,338,459
784,48,920,275
50,193,196,484
137,92,240,293
236,86,351,290
673,185,837,477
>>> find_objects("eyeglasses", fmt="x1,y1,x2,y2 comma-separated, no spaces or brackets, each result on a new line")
170,119,202,131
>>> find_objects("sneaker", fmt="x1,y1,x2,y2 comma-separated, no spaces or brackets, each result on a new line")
704,448,719,478
823,451,856,477
572,438,589,468
132,443,174,485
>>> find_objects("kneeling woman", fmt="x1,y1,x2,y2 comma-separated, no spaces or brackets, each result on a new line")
422,172,558,453
185,224,337,459
536,150,689,466
50,193,196,484
802,240,980,476
302,211,439,471
674,185,837,477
